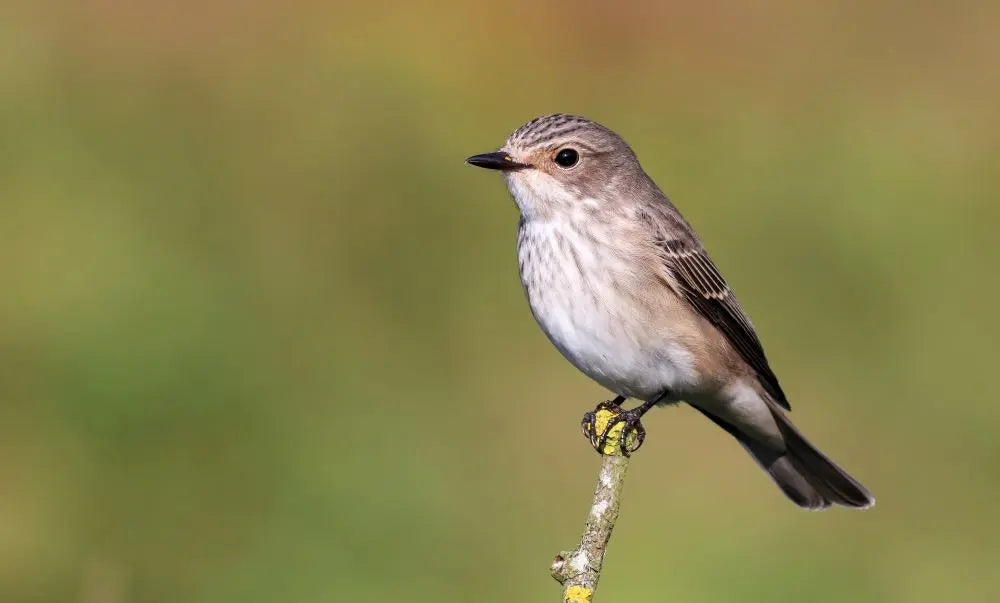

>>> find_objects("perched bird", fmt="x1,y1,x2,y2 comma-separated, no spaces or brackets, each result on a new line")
466,114,873,509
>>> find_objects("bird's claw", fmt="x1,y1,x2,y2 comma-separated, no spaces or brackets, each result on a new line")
581,396,645,457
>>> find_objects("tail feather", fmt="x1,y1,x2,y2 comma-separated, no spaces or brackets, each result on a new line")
764,397,874,509
695,401,874,510
766,454,831,510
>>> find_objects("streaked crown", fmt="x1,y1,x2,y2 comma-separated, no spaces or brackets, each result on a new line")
504,114,628,156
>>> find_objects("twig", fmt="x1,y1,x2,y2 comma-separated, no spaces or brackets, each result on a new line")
550,408,635,603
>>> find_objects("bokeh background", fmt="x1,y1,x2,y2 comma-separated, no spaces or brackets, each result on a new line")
3,2,998,602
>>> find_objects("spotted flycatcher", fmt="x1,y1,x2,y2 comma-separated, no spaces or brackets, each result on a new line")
466,114,873,509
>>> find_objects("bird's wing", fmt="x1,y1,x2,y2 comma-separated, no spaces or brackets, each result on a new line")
656,237,789,409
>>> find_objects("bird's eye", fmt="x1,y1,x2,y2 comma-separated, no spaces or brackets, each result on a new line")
554,148,579,168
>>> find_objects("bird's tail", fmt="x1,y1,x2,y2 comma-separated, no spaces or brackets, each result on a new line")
697,400,874,510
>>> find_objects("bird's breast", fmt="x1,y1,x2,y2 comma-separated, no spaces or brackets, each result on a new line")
516,217,700,400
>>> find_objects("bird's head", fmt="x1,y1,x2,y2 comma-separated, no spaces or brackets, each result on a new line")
467,114,646,220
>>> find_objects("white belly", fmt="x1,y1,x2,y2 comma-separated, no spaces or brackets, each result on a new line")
517,218,700,401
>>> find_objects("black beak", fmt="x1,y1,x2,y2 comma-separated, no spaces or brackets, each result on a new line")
466,151,530,171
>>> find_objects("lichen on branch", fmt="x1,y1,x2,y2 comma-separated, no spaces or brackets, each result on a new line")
550,407,636,603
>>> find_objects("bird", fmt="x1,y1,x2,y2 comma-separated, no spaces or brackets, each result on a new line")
466,114,874,510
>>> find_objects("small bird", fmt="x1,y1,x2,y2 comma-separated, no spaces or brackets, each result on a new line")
466,114,873,509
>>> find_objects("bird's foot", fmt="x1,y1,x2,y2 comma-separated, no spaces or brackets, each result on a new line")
581,396,653,457
581,396,625,449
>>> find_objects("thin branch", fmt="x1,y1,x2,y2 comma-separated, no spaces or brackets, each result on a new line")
550,408,635,603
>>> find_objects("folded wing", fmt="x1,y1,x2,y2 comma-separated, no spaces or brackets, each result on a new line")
656,237,789,408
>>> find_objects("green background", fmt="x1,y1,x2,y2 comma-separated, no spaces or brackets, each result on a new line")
3,2,998,602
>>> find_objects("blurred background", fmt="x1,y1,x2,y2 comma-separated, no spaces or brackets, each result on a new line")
2,2,998,602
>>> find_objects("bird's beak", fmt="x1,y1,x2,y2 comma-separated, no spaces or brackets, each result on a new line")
466,151,530,171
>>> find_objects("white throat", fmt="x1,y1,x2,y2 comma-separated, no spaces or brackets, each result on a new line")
503,169,597,221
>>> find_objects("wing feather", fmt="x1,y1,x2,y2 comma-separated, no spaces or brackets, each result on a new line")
657,237,789,409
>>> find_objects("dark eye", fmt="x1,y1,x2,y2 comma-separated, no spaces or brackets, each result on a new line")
554,148,579,168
